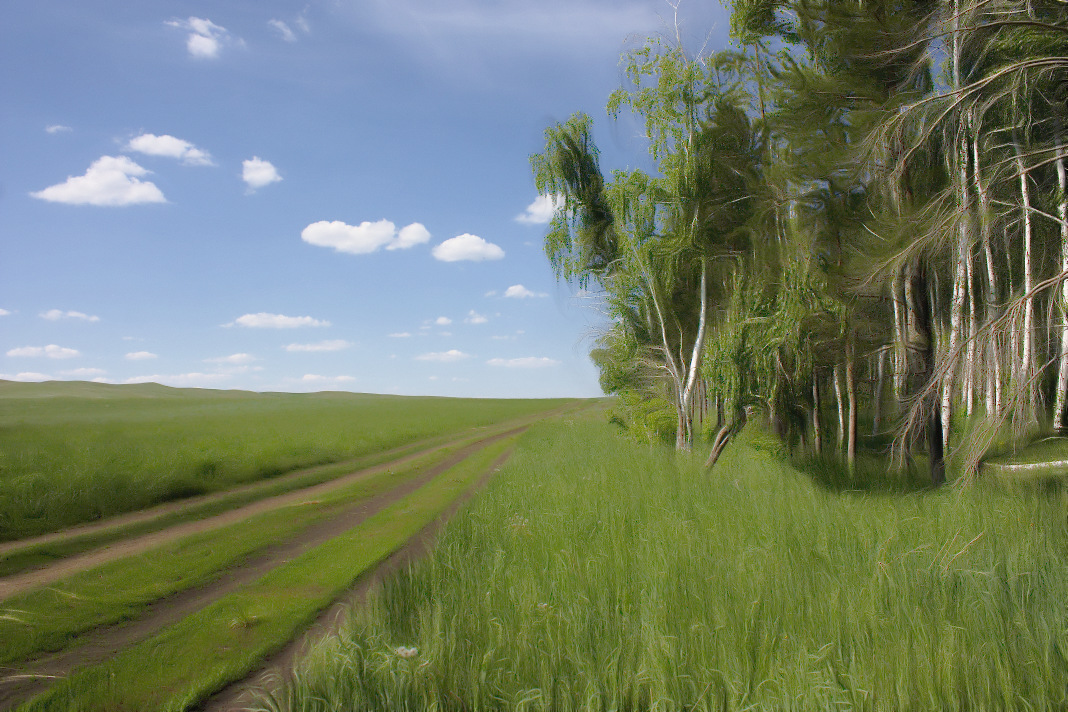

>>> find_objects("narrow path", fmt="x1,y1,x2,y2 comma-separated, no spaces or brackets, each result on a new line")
198,446,514,712
0,428,524,711
0,424,526,602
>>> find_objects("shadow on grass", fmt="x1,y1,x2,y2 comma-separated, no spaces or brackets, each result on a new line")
791,451,934,495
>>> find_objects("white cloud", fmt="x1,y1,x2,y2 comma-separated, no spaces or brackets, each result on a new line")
7,344,80,359
31,155,165,206
1,372,50,382
504,284,547,299
0,309,9,316
125,133,213,166
228,313,330,328
45,124,72,134
487,356,560,368
40,309,100,322
389,222,431,250
126,372,229,387
61,367,106,377
284,339,351,352
415,349,470,362
167,17,235,59
388,332,412,338
242,157,282,191
300,374,357,387
432,234,505,262
434,316,452,326
516,194,564,224
465,310,488,324
125,351,158,360
205,353,256,364
301,220,429,255
269,19,297,41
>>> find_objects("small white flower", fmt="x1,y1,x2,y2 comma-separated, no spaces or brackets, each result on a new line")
395,645,419,659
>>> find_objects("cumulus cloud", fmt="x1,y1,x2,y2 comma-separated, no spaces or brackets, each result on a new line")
415,349,470,362
126,372,229,387
284,339,351,352
388,332,412,338
504,284,547,298
516,194,564,224
465,310,488,324
242,157,282,191
268,19,297,41
31,156,165,206
166,17,235,59
487,356,560,368
125,133,213,166
434,316,452,326
431,234,505,262
301,220,429,255
125,351,158,360
227,313,329,328
40,309,100,322
7,344,80,359
205,353,256,364
45,124,72,134
61,367,106,377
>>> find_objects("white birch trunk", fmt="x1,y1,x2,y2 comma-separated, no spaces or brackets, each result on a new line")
1014,132,1037,424
1054,132,1068,430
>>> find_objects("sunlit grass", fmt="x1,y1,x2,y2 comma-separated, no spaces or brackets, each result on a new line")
263,418,1068,711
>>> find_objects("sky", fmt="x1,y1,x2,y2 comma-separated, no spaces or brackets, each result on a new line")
0,0,730,399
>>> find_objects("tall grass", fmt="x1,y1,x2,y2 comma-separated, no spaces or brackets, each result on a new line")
0,381,573,540
262,418,1068,711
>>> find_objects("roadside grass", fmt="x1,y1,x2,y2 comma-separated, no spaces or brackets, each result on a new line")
17,435,516,712
0,443,459,667
0,380,574,540
0,424,522,579
262,417,1068,711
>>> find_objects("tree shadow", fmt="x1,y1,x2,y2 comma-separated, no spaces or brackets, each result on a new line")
792,451,934,496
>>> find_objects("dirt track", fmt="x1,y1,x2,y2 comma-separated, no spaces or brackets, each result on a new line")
0,423,531,711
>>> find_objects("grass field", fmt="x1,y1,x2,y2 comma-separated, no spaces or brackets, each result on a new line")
261,417,1068,711
0,380,572,540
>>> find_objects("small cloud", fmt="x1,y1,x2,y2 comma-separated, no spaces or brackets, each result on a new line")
487,357,560,368
516,194,564,225
31,156,165,206
465,310,488,324
227,313,329,328
268,19,297,41
504,284,547,299
0,309,10,316
284,339,351,352
431,234,505,262
301,220,429,255
434,316,452,326
300,374,356,386
61,367,106,377
7,344,80,359
415,349,470,362
484,290,497,297
126,372,229,387
45,124,72,134
388,332,412,338
125,351,158,360
167,17,236,59
40,309,100,322
242,157,282,191
125,133,213,166
295,13,311,33
0,372,50,382
205,352,256,364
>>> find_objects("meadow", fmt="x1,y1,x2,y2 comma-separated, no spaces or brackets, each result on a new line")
262,416,1068,711
0,380,570,540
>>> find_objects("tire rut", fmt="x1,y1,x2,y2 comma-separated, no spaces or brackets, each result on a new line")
0,427,525,712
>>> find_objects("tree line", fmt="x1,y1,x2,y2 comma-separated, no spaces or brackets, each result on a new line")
532,0,1068,485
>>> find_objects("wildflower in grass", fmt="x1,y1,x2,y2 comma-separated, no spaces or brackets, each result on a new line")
395,645,418,659
508,514,530,533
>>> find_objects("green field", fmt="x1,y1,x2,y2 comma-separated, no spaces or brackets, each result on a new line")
263,417,1068,711
0,380,572,540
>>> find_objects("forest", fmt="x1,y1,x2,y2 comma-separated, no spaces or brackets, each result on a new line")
532,0,1068,485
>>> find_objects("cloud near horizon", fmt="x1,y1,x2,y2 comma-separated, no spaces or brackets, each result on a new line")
487,356,560,368
227,313,330,328
431,234,504,262
301,220,430,255
7,344,81,359
31,156,166,206
125,351,158,360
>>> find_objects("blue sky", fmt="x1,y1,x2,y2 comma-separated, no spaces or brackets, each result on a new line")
0,0,729,398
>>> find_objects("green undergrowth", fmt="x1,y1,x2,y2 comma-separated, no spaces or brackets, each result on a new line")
0,444,458,667
18,435,517,712
262,416,1068,711
0,380,575,540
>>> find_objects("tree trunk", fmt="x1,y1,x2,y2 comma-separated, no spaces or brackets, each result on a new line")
911,260,946,486
975,134,1002,416
892,267,908,408
873,347,886,436
834,363,846,456
705,408,748,469
1014,131,1037,424
944,130,971,453
846,337,858,473
812,369,823,455
1053,131,1068,431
